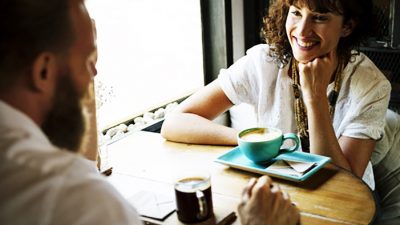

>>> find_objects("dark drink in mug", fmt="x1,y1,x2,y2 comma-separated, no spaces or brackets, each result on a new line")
174,175,213,223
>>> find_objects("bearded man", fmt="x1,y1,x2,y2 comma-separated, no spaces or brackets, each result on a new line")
0,0,141,224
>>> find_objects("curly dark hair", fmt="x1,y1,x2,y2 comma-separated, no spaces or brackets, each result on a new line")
262,0,375,66
0,0,75,90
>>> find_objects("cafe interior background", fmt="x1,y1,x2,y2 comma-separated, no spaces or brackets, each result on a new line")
86,0,400,149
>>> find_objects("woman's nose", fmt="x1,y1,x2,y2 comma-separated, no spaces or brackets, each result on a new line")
297,17,313,37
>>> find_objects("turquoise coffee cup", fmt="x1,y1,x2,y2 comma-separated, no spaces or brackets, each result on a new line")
238,127,300,163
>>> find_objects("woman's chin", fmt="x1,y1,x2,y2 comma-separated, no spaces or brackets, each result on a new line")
293,54,318,64
294,57,313,64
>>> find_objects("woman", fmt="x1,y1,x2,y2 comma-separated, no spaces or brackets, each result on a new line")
161,0,391,190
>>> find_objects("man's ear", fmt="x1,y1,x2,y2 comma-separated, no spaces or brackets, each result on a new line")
341,19,357,37
31,52,58,92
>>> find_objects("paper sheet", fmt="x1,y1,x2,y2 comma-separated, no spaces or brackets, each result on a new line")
266,160,316,177
128,190,176,220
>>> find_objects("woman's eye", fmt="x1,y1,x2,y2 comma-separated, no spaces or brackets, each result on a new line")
291,11,301,17
313,15,328,21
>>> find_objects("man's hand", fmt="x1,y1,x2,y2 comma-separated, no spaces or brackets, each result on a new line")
238,176,300,225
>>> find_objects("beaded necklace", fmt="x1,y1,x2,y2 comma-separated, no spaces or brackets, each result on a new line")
291,59,342,152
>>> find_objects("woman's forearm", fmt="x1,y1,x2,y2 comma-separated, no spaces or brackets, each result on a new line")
161,112,238,145
306,97,352,171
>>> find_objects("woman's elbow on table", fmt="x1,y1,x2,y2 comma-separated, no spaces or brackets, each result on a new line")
161,113,181,141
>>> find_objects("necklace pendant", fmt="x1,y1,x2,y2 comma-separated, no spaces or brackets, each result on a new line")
292,84,301,99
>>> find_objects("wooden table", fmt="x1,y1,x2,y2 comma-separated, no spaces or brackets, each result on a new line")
106,131,376,225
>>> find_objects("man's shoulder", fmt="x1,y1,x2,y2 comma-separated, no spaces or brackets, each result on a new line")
1,149,141,225
52,159,142,225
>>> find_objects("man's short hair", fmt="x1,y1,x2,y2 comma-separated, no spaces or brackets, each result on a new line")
0,0,75,90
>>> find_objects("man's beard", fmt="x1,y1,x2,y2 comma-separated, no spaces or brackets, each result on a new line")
42,71,86,152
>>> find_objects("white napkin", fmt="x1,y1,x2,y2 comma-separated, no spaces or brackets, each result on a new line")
128,190,176,220
266,160,316,177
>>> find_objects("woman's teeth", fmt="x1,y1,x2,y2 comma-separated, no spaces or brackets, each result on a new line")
297,40,317,48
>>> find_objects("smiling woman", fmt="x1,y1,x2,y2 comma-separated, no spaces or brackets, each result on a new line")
85,0,204,131
160,0,391,201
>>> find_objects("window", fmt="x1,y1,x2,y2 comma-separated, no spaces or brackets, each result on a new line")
85,0,204,131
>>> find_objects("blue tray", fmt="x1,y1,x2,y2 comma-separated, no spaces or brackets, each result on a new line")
215,147,331,182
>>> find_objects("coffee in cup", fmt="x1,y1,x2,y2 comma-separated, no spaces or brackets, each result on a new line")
174,172,213,223
238,127,300,163
240,129,281,142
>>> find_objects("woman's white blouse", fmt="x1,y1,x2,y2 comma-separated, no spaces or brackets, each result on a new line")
218,44,391,189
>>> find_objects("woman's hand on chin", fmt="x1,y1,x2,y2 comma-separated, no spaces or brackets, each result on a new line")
297,50,338,102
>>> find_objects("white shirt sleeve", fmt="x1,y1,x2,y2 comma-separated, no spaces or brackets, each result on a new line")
218,44,272,106
51,159,142,225
337,55,391,140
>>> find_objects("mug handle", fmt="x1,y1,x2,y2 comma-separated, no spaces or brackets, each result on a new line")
280,133,300,152
196,190,208,220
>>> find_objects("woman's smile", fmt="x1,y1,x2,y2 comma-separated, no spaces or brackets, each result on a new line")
295,37,320,50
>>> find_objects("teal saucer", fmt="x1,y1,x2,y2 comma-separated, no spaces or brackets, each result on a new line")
214,146,331,182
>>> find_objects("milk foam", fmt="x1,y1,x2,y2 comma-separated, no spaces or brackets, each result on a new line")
241,131,280,142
